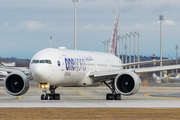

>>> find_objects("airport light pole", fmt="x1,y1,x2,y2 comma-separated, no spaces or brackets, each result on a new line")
106,40,110,53
117,36,120,58
122,35,127,69
50,35,52,48
120,36,123,64
102,41,106,52
159,15,164,78
130,32,135,69
104,41,108,53
176,45,178,74
135,31,140,68
73,0,78,50
126,34,131,69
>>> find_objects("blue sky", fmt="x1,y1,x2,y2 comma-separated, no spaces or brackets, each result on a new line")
0,0,179,59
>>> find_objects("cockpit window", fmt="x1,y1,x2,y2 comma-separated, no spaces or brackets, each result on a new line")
40,60,45,63
45,60,52,64
32,60,39,64
31,60,52,64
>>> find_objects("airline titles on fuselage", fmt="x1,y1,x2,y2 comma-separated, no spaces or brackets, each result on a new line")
64,56,93,72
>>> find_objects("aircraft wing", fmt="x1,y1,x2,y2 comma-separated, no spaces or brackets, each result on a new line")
133,65,180,74
122,59,175,67
89,70,121,83
89,64,180,83
0,67,30,76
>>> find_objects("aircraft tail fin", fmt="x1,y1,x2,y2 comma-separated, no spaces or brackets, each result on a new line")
163,74,167,78
109,5,120,55
153,73,162,84
0,62,4,67
175,73,180,78
152,73,157,79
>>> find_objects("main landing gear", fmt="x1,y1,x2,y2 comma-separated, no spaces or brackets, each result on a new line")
41,86,60,100
103,81,121,100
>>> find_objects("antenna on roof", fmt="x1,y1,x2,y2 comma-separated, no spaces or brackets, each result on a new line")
50,35,52,48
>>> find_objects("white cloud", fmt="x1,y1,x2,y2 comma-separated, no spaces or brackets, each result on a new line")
17,20,46,31
164,20,178,26
3,22,9,27
133,19,178,29
83,23,112,30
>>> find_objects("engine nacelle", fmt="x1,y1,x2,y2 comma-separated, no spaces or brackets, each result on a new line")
114,70,141,96
4,71,30,96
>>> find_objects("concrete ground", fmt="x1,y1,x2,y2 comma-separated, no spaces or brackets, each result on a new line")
0,82,180,119
0,82,180,108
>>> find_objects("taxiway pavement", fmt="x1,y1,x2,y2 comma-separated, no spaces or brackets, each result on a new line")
0,84,180,108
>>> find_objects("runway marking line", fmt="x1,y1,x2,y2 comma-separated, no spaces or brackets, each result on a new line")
144,94,180,100
71,88,97,100
18,96,22,100
0,93,8,95
0,93,22,100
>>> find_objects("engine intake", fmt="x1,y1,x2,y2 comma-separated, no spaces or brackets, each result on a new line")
115,70,141,96
4,71,30,96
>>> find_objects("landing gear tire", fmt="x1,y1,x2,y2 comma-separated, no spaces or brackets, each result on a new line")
41,94,60,100
103,81,122,100
114,94,121,100
41,94,45,100
54,94,60,100
106,94,121,100
41,86,60,100
106,94,114,100
45,94,48,100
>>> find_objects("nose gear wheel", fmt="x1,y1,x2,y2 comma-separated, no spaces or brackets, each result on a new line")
41,86,60,100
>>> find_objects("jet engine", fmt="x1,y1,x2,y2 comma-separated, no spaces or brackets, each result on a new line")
114,70,141,96
4,71,30,96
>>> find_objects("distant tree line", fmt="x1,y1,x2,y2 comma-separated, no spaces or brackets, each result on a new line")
0,57,30,68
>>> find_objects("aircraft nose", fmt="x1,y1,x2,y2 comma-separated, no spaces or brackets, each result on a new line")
30,65,48,83
31,65,44,77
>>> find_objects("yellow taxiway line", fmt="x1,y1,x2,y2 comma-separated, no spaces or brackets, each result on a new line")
0,93,22,100
71,88,97,100
18,96,22,100
144,94,180,100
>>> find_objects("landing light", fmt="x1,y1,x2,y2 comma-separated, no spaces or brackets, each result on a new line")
39,83,49,89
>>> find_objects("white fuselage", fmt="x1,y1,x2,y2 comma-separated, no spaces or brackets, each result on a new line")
30,48,122,87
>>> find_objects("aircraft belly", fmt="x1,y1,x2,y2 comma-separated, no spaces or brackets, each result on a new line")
49,71,86,86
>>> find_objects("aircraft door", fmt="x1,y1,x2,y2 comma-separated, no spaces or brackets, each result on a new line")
58,57,65,71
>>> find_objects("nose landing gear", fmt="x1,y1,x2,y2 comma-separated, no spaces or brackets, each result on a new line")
40,84,60,100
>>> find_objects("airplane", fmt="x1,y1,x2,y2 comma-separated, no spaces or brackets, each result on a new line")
0,62,4,67
1,5,180,100
153,73,180,84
